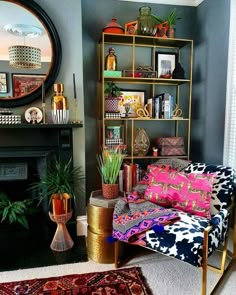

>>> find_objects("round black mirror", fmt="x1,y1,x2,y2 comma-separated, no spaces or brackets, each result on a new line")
0,0,61,107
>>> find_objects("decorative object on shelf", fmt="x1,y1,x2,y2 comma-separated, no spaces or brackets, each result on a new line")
125,20,138,35
155,52,177,79
172,62,185,79
0,114,21,124
0,109,12,115
137,6,158,36
123,66,156,78
172,104,183,118
5,24,43,69
136,104,150,118
104,82,122,113
133,128,150,156
105,47,117,71
49,211,74,251
157,136,185,156
0,73,8,94
152,147,159,157
119,90,145,117
103,18,124,34
106,126,123,146
29,158,84,215
156,22,168,38
124,103,130,118
12,73,45,97
97,146,124,199
25,107,43,124
51,83,69,124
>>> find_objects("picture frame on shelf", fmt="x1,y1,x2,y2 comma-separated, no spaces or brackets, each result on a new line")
125,20,138,35
155,52,177,79
0,72,8,94
119,90,145,117
12,73,45,97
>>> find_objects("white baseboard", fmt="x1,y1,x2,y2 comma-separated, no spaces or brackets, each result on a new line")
76,215,88,236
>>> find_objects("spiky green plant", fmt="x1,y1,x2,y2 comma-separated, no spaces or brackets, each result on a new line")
97,147,124,184
152,8,181,27
29,158,84,205
0,192,35,230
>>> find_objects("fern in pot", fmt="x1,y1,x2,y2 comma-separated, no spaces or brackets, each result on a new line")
97,146,124,199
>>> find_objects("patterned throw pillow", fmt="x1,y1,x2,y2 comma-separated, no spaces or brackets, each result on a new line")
144,167,215,218
184,163,235,215
152,158,190,172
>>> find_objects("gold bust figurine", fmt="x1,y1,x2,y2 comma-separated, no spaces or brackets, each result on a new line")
105,47,117,71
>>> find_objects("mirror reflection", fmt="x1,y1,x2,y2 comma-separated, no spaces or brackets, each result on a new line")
0,1,51,100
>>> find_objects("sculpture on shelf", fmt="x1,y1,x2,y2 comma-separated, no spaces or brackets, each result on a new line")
105,47,117,71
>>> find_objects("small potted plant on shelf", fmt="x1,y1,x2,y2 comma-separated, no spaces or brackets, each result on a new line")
104,82,123,113
152,8,181,38
29,158,84,215
97,146,124,199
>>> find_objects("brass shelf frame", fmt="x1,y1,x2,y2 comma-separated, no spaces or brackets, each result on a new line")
98,32,193,163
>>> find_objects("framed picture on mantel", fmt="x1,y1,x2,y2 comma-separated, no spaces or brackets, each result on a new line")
12,73,45,97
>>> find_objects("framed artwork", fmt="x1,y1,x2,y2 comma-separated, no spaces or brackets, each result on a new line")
12,73,45,97
155,52,177,78
125,20,138,35
0,73,8,93
119,90,145,117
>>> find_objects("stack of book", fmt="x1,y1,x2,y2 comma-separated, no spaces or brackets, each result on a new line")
148,93,174,119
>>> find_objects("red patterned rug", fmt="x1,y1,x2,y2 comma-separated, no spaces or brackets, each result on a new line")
0,266,152,295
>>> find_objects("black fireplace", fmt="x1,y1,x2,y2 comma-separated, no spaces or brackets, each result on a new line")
0,124,87,271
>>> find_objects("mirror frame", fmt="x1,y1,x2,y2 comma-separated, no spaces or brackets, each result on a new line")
0,0,62,108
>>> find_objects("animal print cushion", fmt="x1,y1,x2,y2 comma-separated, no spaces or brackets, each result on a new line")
184,163,235,215
145,208,229,267
144,167,214,218
152,158,190,172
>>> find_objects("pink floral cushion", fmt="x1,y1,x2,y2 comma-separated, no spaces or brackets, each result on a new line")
144,167,215,218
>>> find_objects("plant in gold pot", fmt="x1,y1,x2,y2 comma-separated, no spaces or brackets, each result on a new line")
29,158,84,215
97,146,124,199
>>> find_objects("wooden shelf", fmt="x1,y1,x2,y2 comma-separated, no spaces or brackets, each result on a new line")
0,123,83,129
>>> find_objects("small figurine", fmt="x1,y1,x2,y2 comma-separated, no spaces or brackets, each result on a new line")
105,47,117,71
152,147,158,157
172,62,185,79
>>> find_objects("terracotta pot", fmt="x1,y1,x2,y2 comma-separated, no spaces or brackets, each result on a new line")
102,183,119,199
51,193,71,215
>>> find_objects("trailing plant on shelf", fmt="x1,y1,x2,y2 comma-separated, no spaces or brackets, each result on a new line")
29,158,84,215
97,146,124,198
0,192,36,230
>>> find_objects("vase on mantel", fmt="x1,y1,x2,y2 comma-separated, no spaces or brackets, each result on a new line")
51,83,69,124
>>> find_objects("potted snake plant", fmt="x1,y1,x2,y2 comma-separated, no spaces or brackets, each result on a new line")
97,146,124,199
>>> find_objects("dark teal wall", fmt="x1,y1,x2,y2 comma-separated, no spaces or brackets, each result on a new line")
82,0,196,201
191,0,230,164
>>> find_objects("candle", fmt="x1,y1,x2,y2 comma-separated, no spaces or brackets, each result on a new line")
73,73,77,99
42,80,45,103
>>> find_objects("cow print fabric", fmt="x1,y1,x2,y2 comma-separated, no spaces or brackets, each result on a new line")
184,163,235,215
145,208,229,267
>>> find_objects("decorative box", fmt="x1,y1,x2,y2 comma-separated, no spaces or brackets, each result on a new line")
159,146,185,156
157,137,184,146
104,70,122,77
123,70,157,78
